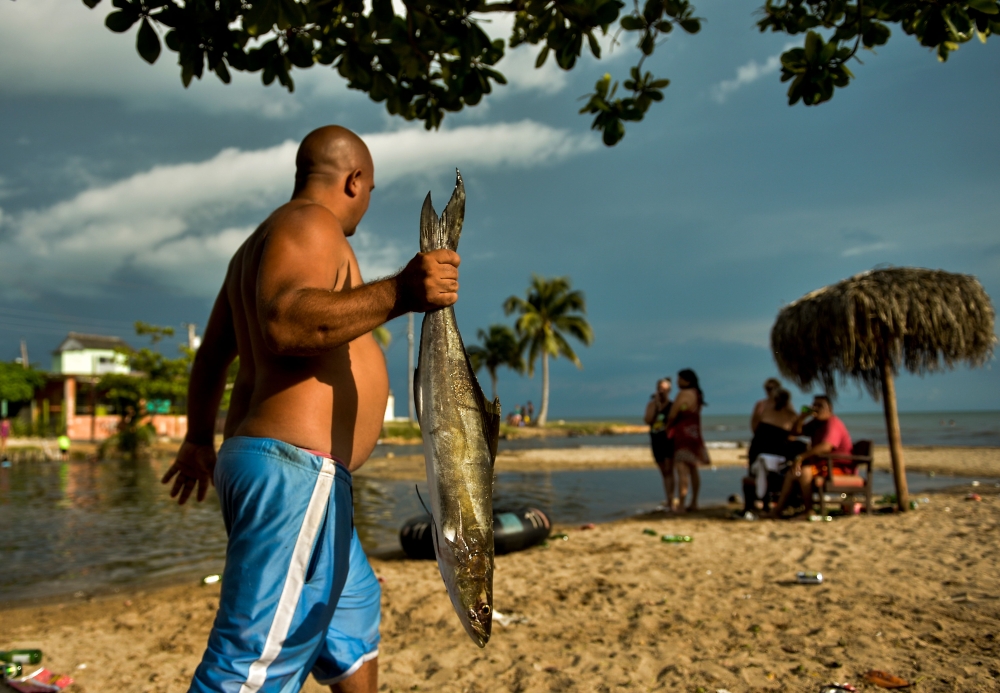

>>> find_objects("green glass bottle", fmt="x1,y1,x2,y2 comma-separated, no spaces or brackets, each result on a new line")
661,534,693,543
3,662,23,680
0,649,42,665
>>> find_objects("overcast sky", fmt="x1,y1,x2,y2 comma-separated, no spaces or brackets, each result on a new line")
1,0,997,417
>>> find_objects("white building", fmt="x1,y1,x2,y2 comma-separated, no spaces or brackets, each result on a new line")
52,333,131,376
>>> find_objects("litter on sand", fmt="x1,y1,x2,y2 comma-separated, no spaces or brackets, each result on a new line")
4,667,74,692
579,523,595,530
796,571,824,584
642,528,658,536
966,493,982,501
819,685,857,693
492,610,530,627
863,669,911,689
201,574,221,585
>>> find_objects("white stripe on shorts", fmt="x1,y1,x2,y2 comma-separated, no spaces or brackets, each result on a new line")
239,457,337,693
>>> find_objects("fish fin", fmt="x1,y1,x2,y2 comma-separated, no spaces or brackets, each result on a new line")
413,366,423,426
464,349,501,464
419,192,438,253
440,169,465,252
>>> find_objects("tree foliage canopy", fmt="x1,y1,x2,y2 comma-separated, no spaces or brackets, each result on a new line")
84,0,996,144
0,362,46,404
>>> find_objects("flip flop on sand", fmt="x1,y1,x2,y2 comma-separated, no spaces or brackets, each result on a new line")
864,670,911,688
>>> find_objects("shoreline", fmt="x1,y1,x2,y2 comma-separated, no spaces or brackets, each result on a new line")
356,444,1000,481
1,482,996,692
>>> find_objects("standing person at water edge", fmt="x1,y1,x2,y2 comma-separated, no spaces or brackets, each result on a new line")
643,377,675,510
160,125,460,693
0,417,10,457
666,369,710,513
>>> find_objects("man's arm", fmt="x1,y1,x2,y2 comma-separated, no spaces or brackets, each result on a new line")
162,283,237,504
186,284,239,444
258,204,458,356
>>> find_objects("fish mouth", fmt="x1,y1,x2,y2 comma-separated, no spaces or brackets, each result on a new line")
463,603,493,647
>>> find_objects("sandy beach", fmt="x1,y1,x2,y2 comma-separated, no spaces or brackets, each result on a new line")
2,447,998,692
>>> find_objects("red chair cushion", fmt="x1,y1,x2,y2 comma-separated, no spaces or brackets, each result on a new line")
825,475,866,489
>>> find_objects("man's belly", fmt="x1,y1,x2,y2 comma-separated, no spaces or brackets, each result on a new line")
233,338,389,470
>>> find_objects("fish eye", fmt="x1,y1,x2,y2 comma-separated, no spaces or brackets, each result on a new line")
480,605,491,616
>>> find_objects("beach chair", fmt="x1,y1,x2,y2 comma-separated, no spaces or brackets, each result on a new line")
812,440,874,516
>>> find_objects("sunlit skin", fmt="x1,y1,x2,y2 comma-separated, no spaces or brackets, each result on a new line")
160,125,462,693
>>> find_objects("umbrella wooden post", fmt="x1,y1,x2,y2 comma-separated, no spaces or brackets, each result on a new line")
880,359,909,512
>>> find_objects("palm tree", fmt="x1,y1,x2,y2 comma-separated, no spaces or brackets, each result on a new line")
503,276,593,427
467,324,525,401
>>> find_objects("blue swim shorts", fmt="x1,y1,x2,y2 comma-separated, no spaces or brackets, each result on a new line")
190,436,381,693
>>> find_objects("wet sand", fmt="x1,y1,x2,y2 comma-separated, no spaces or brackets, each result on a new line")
357,445,1000,481
2,481,998,692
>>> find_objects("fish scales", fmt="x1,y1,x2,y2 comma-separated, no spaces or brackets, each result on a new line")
413,170,500,648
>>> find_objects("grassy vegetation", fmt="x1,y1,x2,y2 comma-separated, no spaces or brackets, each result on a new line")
381,421,422,441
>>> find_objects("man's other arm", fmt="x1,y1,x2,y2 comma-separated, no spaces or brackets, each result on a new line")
258,205,458,356
162,283,237,504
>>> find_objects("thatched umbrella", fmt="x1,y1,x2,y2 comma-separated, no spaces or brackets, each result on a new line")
771,268,995,511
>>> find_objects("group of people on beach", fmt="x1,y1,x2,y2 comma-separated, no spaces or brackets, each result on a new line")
506,401,534,427
643,369,711,513
745,378,855,518
645,374,857,518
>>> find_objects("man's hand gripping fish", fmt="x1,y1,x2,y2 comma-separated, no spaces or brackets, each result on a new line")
414,171,500,647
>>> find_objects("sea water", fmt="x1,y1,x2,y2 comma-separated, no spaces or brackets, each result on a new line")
0,453,988,604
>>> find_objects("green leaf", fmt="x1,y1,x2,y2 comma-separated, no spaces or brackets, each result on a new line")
968,0,999,14
137,18,161,64
105,10,138,32
679,18,700,33
535,45,550,68
587,31,601,58
620,15,645,31
804,31,821,62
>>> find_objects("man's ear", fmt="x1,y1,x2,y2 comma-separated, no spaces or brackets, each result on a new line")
344,168,362,198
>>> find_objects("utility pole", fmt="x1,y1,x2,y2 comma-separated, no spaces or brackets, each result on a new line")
20,339,29,369
182,323,201,350
407,313,415,422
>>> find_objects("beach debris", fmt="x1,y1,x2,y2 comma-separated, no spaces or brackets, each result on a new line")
642,528,658,536
550,533,569,541
414,171,497,649
580,523,595,530
727,494,740,504
1,460,11,468
3,663,22,680
808,515,834,522
201,574,221,585
863,669,910,688
492,610,529,627
819,685,857,693
0,650,42,666
971,480,980,487
661,534,692,543
4,667,74,692
966,493,982,501
796,571,824,585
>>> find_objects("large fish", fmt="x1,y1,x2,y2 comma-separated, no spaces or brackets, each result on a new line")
413,170,500,648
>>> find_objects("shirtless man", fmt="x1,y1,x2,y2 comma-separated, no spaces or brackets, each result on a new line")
160,125,460,693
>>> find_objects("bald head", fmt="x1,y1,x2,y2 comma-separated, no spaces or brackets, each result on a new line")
294,125,372,193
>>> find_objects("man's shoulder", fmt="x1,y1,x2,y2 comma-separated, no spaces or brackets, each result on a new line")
267,202,347,243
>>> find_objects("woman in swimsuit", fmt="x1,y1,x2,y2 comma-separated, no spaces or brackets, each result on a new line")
644,378,674,510
666,369,710,513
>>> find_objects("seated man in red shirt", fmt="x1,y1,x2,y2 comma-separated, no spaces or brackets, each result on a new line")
771,394,852,517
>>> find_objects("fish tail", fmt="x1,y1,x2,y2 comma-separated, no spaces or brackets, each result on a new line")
440,169,465,252
420,192,439,253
